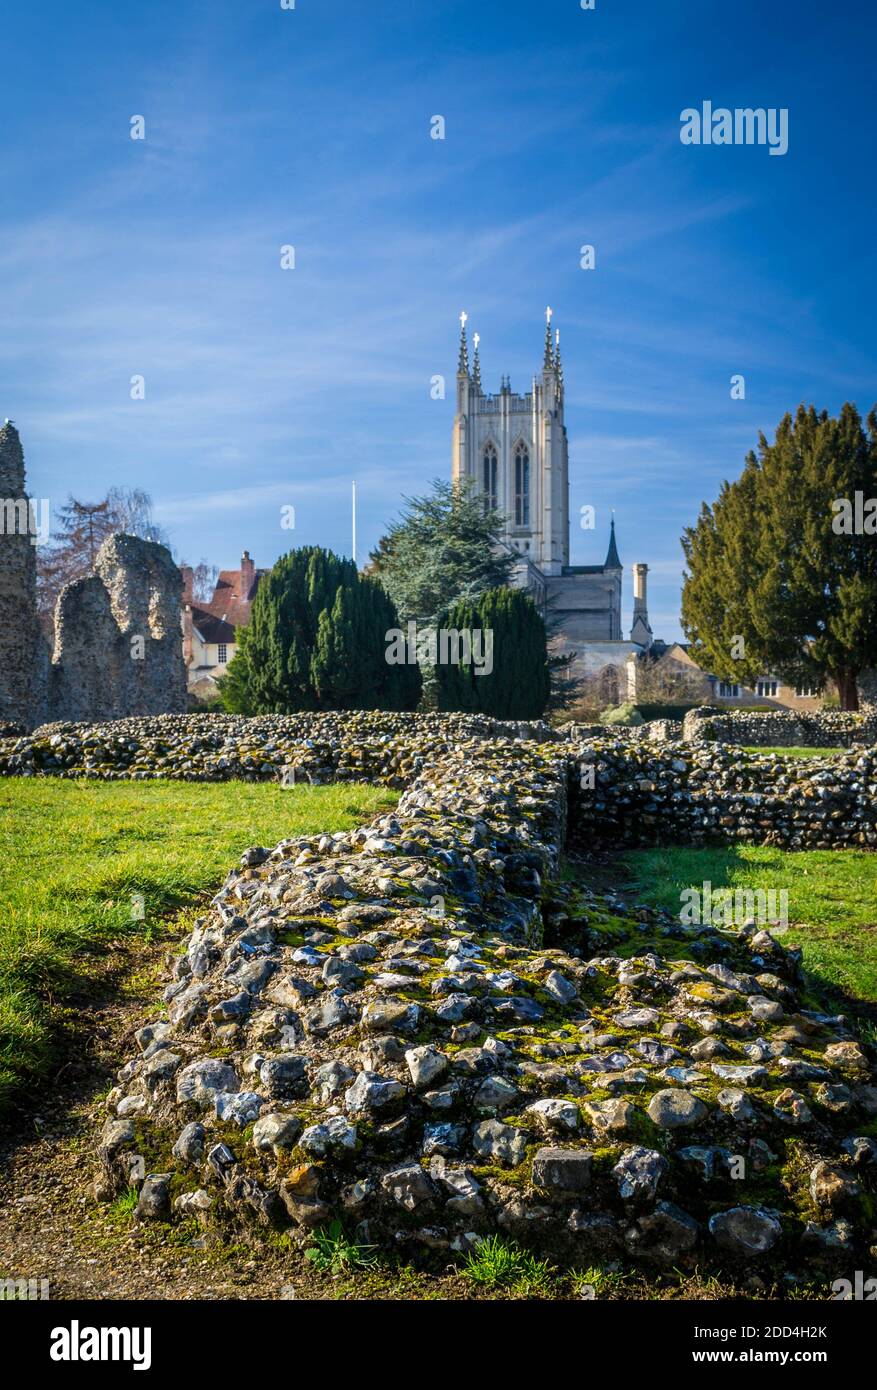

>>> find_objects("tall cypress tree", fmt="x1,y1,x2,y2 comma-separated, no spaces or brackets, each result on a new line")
435,586,550,718
220,547,420,713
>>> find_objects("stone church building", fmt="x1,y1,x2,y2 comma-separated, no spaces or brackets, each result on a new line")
452,311,653,699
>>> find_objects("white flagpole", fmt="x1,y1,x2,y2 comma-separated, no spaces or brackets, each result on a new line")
352,480,357,566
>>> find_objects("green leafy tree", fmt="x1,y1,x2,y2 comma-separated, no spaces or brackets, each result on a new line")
220,547,420,713
681,403,877,710
368,478,515,623
435,586,550,719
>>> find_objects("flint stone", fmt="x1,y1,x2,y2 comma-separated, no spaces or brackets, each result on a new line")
172,1122,205,1165
543,971,578,1005
473,1075,520,1112
311,1059,356,1103
614,1008,660,1029
176,1058,239,1107
361,1000,420,1035
584,1098,635,1133
252,1113,303,1153
490,995,545,1024
422,1122,467,1157
842,1136,877,1167
472,1119,528,1167
716,1087,756,1122
708,1205,782,1256
215,1090,264,1126
614,1146,668,1201
100,1119,135,1160
380,1163,438,1211
305,989,355,1036
136,1173,172,1222
300,1116,358,1156
345,1071,406,1114
809,1161,860,1210
259,1055,309,1100
532,1146,592,1192
626,1201,699,1262
647,1088,708,1129
405,1045,449,1091
526,1098,581,1133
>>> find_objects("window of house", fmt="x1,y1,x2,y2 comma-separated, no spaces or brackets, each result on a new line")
756,679,778,698
482,445,498,511
718,681,741,698
218,643,228,664
514,443,530,527
795,684,818,698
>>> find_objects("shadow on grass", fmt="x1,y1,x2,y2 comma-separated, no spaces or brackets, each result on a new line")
565,842,877,1026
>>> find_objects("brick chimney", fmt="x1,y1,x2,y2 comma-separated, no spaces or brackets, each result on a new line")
240,550,255,599
180,568,194,666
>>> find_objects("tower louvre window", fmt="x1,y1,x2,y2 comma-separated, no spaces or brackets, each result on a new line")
482,445,498,511
514,444,530,527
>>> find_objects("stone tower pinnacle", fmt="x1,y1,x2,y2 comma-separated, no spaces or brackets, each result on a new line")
457,311,470,375
472,332,482,393
543,306,554,369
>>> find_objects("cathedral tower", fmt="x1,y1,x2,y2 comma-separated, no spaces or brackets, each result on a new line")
452,309,569,575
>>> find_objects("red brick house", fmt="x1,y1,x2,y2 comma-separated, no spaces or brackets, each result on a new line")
181,551,265,699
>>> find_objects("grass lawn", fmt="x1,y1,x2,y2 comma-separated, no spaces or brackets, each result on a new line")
0,778,397,1115
615,844,877,1008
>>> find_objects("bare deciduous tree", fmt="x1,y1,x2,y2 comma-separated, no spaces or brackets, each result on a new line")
36,488,169,639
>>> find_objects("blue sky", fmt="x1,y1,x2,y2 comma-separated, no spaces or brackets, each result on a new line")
1,0,874,640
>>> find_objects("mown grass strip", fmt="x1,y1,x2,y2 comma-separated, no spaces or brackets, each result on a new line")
0,778,397,1115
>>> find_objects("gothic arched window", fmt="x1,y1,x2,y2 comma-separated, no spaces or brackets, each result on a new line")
482,444,498,512
514,443,530,527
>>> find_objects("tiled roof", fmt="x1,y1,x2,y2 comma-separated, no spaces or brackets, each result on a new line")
190,607,236,644
200,568,266,627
